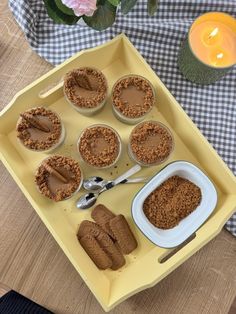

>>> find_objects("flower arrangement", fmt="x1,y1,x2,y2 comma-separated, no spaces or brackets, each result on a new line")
43,0,158,30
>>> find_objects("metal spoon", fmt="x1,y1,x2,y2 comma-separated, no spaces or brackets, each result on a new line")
76,164,141,209
83,176,149,192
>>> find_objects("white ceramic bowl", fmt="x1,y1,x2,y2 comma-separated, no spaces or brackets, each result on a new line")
131,161,217,248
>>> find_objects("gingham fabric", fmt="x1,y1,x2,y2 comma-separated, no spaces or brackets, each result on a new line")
9,0,236,236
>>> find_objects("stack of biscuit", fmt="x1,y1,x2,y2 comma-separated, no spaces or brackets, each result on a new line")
77,204,138,270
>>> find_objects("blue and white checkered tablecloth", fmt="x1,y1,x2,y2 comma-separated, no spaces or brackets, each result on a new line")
8,0,236,236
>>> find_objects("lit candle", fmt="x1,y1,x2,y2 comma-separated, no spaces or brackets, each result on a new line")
178,12,236,85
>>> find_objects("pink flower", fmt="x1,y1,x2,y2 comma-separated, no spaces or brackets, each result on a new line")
62,0,97,17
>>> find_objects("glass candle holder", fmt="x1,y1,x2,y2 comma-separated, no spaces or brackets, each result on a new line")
178,12,236,85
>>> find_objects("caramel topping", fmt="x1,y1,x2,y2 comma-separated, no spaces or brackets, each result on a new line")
121,85,145,108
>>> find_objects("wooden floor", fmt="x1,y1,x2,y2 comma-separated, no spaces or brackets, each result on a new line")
229,297,236,314
0,1,236,313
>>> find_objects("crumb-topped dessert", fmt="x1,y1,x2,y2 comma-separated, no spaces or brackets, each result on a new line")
16,107,64,152
64,67,108,115
143,175,202,229
128,121,174,166
35,155,82,202
112,75,155,124
78,124,121,168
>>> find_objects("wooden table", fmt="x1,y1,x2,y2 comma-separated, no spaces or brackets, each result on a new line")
0,2,235,313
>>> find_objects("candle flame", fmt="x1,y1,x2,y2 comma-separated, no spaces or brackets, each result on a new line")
208,27,219,39
216,52,224,59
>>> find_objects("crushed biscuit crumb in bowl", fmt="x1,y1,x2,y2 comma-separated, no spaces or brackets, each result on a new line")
131,160,217,248
128,120,174,167
112,74,156,124
35,155,83,202
63,67,108,116
77,124,122,169
16,107,66,153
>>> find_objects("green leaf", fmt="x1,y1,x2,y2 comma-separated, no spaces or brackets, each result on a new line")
107,0,120,6
43,0,79,25
121,0,137,15
83,1,116,31
147,0,158,16
55,0,75,16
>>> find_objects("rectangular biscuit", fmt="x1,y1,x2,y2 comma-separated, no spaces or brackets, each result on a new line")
91,204,116,238
109,215,138,254
77,220,103,240
79,235,112,270
96,232,125,270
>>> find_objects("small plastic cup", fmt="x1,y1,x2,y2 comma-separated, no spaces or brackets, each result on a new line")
112,74,155,125
35,155,83,201
63,67,108,116
16,107,66,153
77,124,122,169
128,120,174,167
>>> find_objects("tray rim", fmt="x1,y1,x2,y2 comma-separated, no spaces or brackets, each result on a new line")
0,33,236,312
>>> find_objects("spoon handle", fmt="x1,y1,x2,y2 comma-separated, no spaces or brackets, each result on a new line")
120,176,149,184
102,164,142,192
113,164,141,185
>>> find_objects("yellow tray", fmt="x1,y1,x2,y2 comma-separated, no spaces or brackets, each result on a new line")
0,34,235,312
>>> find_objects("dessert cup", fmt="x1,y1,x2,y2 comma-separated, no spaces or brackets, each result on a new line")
128,120,174,167
16,107,65,153
77,124,122,169
64,67,108,116
35,155,83,202
112,74,155,124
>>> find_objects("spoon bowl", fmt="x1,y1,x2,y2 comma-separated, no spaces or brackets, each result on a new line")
83,176,108,191
76,192,98,209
